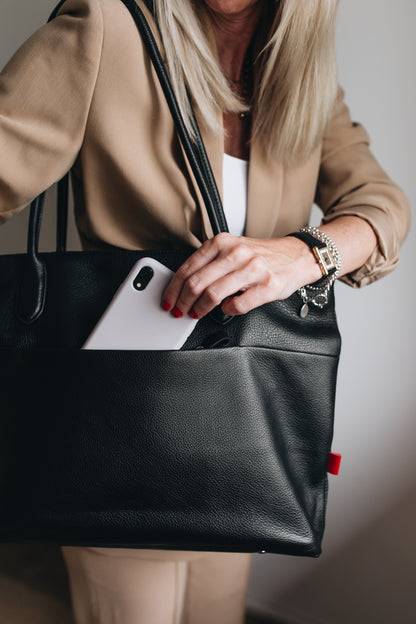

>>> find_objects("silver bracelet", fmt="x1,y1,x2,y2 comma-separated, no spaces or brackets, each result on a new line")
296,226,342,318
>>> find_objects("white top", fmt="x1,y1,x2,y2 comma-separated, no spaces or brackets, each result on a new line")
222,153,248,236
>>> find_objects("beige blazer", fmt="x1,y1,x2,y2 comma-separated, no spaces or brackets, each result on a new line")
0,0,411,288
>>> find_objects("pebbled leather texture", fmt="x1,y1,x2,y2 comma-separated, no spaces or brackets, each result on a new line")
0,344,338,556
0,246,341,556
0,0,342,556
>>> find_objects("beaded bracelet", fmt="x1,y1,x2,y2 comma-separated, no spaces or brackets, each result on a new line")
289,226,342,317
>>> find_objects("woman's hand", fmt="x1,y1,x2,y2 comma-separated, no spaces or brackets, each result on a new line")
160,216,379,319
161,232,322,319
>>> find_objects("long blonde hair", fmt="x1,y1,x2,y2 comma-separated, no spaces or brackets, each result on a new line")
154,0,339,167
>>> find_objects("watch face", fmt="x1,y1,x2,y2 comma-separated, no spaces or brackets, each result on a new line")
319,247,336,271
313,245,336,276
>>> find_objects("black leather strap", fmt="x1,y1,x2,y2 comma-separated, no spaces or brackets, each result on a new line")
43,0,228,255
118,0,228,235
287,231,327,250
56,173,68,253
287,231,337,278
18,0,230,323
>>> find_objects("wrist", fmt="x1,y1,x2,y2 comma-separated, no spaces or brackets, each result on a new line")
284,226,342,315
283,235,324,286
286,227,342,281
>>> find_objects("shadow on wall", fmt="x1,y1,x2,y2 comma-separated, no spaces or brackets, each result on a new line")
249,483,416,624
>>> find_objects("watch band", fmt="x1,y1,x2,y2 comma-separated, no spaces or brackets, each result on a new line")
287,231,337,278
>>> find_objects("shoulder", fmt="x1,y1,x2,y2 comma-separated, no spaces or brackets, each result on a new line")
0,0,105,85
52,0,155,29
50,0,160,58
52,0,103,26
35,0,158,76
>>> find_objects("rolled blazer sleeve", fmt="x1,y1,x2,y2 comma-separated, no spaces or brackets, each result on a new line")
315,85,411,288
0,0,103,225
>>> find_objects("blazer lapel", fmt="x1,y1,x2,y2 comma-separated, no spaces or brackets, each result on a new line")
244,136,284,239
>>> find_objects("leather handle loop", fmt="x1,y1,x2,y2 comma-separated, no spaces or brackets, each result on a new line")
16,194,47,323
56,175,69,253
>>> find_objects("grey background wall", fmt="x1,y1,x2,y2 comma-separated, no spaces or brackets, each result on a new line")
0,1,415,623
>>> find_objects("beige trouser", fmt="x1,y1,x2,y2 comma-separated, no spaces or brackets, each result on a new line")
61,546,252,624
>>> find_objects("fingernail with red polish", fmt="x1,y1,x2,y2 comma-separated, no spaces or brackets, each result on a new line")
171,306,183,318
161,300,171,311
189,309,198,319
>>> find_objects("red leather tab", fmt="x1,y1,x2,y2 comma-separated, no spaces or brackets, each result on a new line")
327,452,342,475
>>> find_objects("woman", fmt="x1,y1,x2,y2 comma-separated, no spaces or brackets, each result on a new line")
0,0,410,623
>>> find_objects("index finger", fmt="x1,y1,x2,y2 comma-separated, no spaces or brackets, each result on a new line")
161,238,221,310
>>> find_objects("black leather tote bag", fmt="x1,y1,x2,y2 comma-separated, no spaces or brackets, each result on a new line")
0,0,341,556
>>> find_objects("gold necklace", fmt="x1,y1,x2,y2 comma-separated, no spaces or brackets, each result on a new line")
228,53,252,120
239,56,253,120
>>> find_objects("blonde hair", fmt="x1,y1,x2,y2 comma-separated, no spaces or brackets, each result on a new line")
154,0,339,167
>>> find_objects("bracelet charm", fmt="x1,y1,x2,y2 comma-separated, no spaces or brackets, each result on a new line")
286,226,342,317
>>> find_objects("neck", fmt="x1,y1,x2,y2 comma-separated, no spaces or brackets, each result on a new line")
206,2,264,81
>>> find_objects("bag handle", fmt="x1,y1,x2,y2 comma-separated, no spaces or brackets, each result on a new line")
52,0,229,242
18,0,229,323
